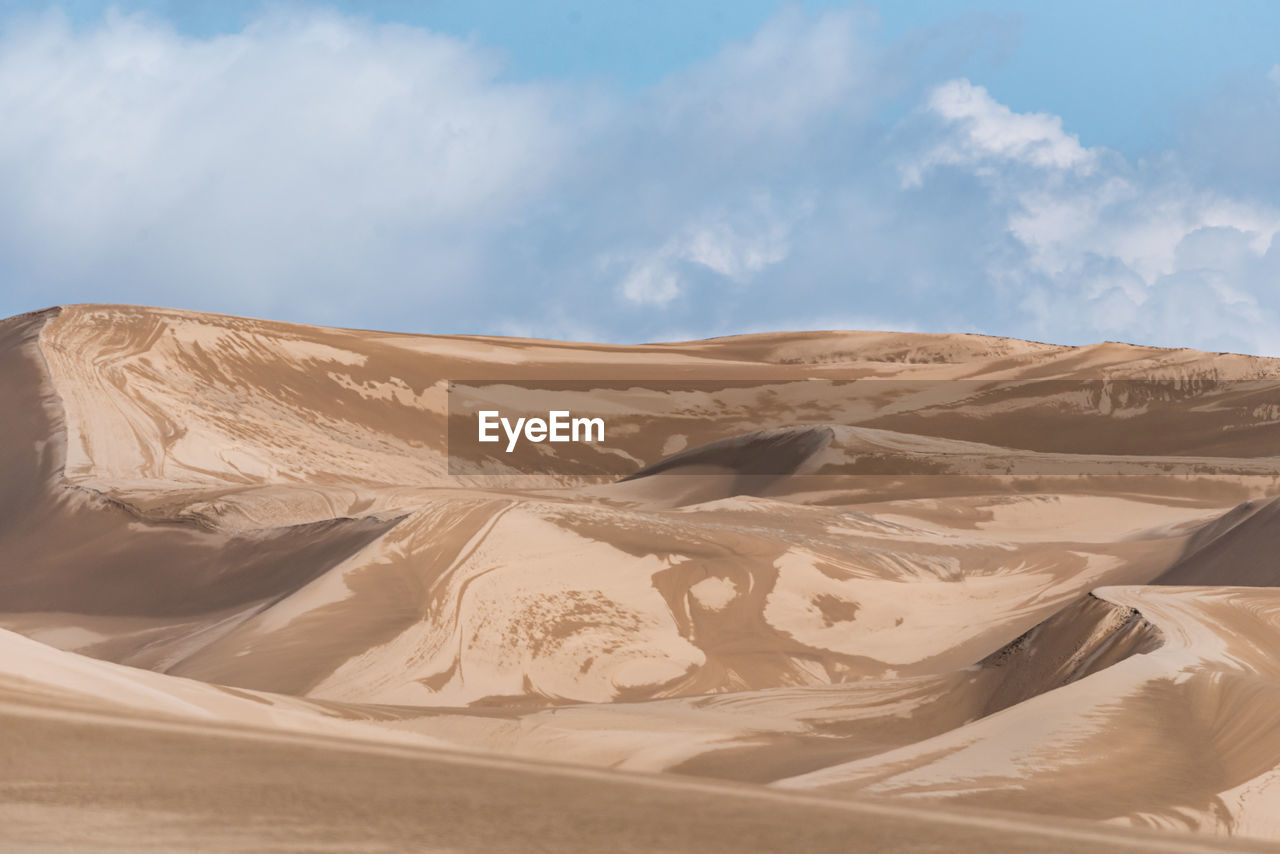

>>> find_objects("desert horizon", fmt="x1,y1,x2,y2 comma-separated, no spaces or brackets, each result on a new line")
5,303,1280,850
4,4,1280,850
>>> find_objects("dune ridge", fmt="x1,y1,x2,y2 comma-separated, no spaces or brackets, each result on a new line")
6,304,1280,849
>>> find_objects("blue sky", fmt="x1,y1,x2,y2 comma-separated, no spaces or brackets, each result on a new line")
1,2,1279,352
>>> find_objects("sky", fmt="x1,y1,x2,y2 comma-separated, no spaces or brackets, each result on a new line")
1,2,1279,353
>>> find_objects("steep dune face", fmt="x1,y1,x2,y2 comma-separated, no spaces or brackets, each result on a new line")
10,304,1280,849
777,587,1280,837
973,591,1165,717
1154,497,1280,586
0,310,396,621
0,310,70,541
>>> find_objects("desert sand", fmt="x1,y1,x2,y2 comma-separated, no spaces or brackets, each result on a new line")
6,304,1280,850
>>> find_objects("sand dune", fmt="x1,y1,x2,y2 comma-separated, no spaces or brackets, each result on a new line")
776,586,1280,837
6,304,1280,850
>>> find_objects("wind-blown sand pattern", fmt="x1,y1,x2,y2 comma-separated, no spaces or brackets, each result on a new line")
7,304,1280,850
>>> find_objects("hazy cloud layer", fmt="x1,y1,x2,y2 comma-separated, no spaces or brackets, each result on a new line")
1,7,1278,352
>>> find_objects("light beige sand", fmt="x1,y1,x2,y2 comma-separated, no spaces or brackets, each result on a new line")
6,304,1280,850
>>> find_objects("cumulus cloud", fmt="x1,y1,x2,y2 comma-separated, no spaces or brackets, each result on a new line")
902,77,1280,353
903,79,1095,185
0,6,1279,354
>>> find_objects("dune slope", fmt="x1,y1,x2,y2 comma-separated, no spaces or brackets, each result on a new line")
6,304,1280,849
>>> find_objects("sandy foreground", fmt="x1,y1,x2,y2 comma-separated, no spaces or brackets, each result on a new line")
6,304,1280,850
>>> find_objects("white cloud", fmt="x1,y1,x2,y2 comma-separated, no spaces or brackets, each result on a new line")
900,77,1280,353
685,217,791,281
612,194,802,305
619,260,680,306
903,79,1095,186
